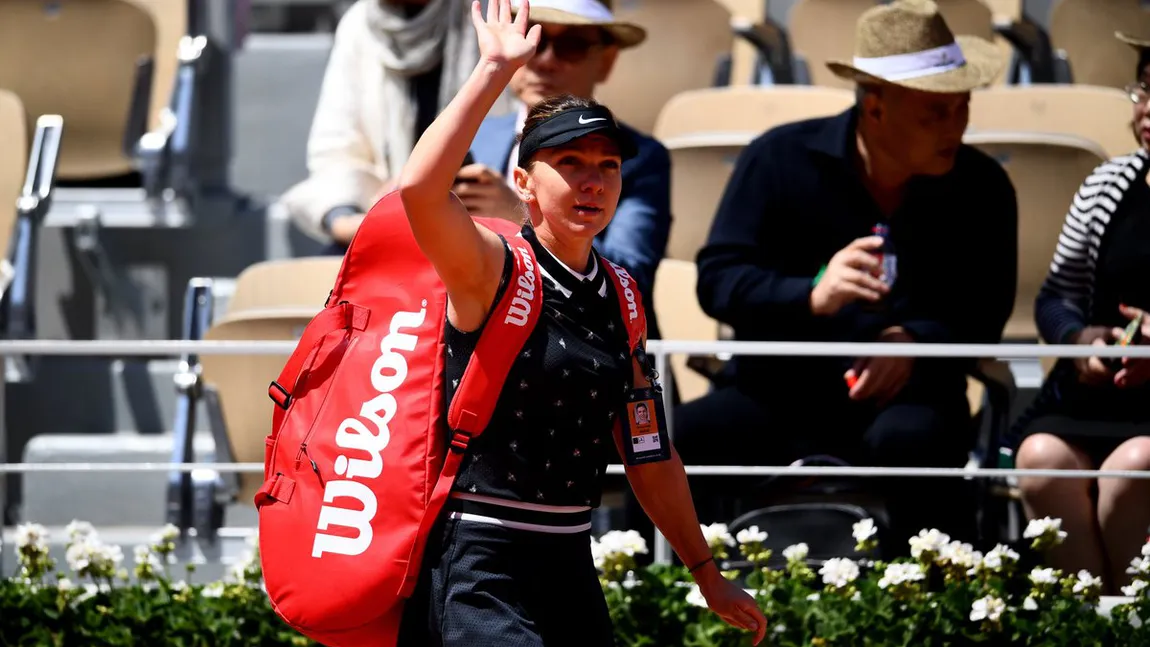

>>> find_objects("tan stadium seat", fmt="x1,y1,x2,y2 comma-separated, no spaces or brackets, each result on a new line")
788,0,873,89
653,260,719,404
934,0,1010,86
709,0,769,86
198,257,343,502
0,89,26,264
962,131,1108,341
224,257,343,315
125,1,188,134
0,1,155,180
200,309,321,504
595,0,733,134
969,85,1135,159
1050,0,1150,90
654,87,855,261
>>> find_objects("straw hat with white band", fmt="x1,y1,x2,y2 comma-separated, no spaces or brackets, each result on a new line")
826,0,1003,93
1117,31,1150,50
509,0,647,49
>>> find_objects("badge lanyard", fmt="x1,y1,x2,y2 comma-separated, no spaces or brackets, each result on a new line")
621,345,672,466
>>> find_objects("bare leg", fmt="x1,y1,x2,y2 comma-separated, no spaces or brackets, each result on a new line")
1017,433,1107,579
1097,436,1150,593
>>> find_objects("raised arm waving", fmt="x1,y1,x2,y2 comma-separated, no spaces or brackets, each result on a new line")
397,0,541,332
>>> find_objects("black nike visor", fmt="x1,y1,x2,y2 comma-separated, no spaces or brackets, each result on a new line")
517,105,638,169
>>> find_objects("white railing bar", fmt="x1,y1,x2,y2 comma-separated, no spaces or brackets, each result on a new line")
0,339,1146,359
644,340,1150,359
2,462,1149,480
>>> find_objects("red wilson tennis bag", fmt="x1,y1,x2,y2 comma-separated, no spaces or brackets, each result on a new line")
254,192,543,647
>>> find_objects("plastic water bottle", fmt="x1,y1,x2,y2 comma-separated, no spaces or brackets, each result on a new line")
872,223,898,288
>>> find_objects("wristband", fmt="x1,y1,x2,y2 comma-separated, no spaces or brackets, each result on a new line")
688,556,715,574
812,264,828,287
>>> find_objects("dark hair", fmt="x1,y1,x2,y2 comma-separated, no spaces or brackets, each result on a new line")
515,94,616,168
1139,48,1150,79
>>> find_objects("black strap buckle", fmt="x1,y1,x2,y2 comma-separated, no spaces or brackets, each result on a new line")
268,380,292,410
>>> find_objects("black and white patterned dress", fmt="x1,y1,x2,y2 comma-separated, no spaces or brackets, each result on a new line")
398,223,635,647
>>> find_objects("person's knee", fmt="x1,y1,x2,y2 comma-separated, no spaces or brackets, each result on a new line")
1016,433,1092,500
1100,437,1150,473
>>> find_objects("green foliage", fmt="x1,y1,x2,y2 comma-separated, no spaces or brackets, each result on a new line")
2,518,1147,646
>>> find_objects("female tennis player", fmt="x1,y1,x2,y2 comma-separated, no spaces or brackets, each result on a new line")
393,1,767,645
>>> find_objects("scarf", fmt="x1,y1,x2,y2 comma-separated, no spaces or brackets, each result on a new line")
363,0,479,177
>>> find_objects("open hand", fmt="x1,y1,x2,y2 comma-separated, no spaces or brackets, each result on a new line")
471,0,541,70
695,566,767,644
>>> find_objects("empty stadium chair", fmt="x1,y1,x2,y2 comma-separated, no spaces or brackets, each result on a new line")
652,260,719,404
969,85,1136,159
166,258,341,534
0,90,26,265
962,131,1108,341
788,0,873,89
709,0,797,85
653,87,855,261
0,1,156,181
1049,0,1150,90
594,0,734,134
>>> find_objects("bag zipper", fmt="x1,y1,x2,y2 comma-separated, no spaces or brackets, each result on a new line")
291,334,361,487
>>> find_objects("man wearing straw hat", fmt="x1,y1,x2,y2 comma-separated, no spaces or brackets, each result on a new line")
677,0,1019,548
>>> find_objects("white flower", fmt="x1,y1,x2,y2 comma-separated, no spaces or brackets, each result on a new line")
1023,517,1068,544
1022,596,1038,611
877,562,926,589
735,526,768,546
806,593,820,602
1132,610,1145,629
1123,579,1149,597
57,577,75,592
171,580,189,593
819,558,860,588
14,523,49,551
908,529,950,559
685,583,707,608
700,523,735,551
202,582,225,598
151,523,180,545
1072,569,1102,598
66,539,123,576
134,544,164,572
1029,567,1059,586
980,544,1020,572
65,520,97,545
596,530,648,558
852,518,878,543
782,543,809,563
1129,557,1150,576
1141,542,1150,558
970,595,1005,623
939,541,981,569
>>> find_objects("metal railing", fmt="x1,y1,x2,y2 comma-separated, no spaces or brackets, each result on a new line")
3,338,1150,563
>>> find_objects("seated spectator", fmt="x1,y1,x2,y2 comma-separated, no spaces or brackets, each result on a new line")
278,0,510,252
1010,31,1150,593
465,0,671,332
673,0,1017,547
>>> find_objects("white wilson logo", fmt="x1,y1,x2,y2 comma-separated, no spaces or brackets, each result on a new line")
607,261,638,322
311,302,427,558
503,246,536,327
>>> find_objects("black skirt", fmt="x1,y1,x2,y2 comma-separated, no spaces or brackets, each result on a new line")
1015,360,1150,466
397,514,615,647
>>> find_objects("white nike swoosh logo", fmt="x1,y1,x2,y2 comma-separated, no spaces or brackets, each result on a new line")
578,115,607,124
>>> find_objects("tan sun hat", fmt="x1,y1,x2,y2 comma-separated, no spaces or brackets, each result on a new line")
510,0,647,49
1116,31,1150,49
826,0,1004,93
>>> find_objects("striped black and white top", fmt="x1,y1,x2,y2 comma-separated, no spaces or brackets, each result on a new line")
1035,149,1150,345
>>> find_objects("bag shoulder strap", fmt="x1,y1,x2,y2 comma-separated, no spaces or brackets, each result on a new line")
268,302,371,432
446,233,544,445
600,258,647,353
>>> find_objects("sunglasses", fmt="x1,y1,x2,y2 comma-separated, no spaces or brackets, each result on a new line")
534,28,609,63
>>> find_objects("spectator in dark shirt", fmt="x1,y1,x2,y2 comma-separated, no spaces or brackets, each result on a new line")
673,0,1018,547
